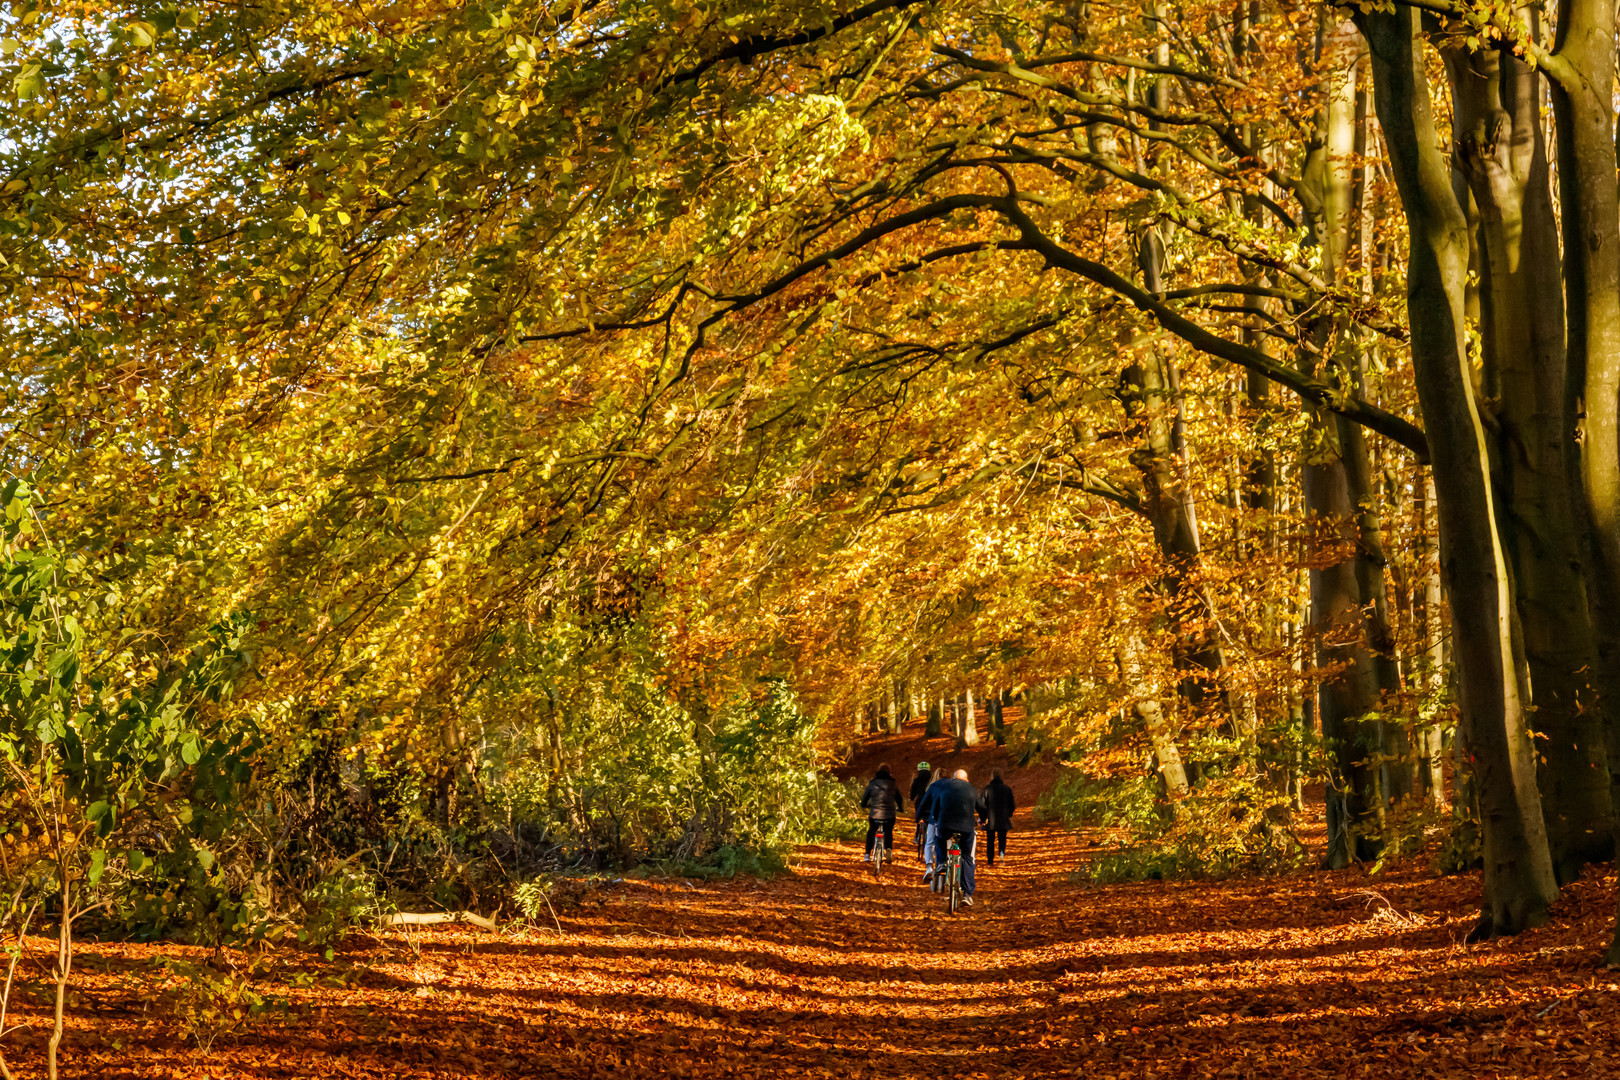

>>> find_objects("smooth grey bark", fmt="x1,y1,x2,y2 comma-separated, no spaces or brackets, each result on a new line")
954,689,980,748
1415,475,1448,803
1121,631,1189,798
1448,42,1612,883
1122,225,1236,736
1297,26,1406,864
1541,0,1620,960
1358,4,1557,937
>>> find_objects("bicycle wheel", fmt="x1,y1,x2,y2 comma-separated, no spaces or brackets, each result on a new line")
872,839,884,878
947,863,960,914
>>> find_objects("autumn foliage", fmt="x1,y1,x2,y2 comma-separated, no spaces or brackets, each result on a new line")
4,0,1620,1071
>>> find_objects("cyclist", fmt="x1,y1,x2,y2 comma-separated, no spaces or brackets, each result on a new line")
914,763,949,881
920,768,978,905
909,762,933,861
859,763,903,863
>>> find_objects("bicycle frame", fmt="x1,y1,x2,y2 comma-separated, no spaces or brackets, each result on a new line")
944,837,963,913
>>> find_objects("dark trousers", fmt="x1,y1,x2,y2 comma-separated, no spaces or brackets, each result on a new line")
984,827,1008,864
865,818,895,854
934,828,976,896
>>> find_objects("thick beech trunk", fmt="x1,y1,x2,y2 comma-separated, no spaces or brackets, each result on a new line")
1360,5,1557,937
926,694,944,737
1542,0,1620,960
1449,43,1612,882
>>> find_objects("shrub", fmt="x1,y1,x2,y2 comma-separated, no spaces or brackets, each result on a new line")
160,957,284,1055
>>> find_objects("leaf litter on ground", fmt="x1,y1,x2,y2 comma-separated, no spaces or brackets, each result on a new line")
2,731,1618,1077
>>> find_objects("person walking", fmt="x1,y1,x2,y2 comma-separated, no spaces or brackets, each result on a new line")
859,764,903,863
978,769,1015,867
919,768,979,904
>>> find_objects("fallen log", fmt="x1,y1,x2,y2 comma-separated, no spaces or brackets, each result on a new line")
381,911,499,932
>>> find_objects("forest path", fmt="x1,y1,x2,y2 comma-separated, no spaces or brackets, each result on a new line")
32,726,1620,1078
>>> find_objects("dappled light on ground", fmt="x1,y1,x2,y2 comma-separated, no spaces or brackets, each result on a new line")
8,797,1620,1078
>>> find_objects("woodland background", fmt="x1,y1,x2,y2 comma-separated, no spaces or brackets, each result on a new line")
4,0,1620,1071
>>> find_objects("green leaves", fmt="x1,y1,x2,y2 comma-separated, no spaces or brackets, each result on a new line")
12,63,44,101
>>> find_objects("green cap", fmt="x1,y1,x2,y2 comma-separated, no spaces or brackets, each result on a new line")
917,761,930,770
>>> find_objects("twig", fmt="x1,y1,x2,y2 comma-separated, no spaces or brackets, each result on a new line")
0,899,39,1080
534,887,565,937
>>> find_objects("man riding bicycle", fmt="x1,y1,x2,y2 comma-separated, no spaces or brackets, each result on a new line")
917,768,978,905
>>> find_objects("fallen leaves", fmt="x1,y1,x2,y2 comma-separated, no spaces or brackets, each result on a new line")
1,735,1619,1077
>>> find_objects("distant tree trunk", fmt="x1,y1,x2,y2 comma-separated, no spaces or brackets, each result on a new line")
955,689,980,749
1360,3,1557,937
926,694,943,737
987,693,1006,745
1123,226,1232,731
1415,475,1448,803
1122,633,1188,798
1297,26,1403,865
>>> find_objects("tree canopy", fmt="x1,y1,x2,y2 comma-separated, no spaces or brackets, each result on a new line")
6,0,1620,1042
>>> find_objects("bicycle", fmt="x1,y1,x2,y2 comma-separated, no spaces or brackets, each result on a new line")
871,828,887,879
914,818,928,862
942,836,964,914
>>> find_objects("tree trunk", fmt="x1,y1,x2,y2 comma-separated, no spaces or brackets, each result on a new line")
1448,40,1613,883
1360,4,1557,937
1121,231,1231,731
1541,0,1620,960
955,689,980,748
1122,633,1189,797
1297,26,1405,864
1416,474,1449,803
926,694,943,737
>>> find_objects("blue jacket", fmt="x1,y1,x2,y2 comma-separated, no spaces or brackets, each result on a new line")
918,777,979,834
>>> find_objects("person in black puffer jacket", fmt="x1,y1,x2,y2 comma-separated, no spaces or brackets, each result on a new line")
978,769,1016,867
908,762,933,858
859,764,904,861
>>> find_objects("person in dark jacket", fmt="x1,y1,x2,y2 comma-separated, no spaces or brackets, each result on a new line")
918,768,978,902
978,769,1016,867
908,762,933,807
859,764,903,861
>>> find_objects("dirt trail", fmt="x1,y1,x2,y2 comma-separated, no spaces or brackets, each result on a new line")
16,723,1620,1078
